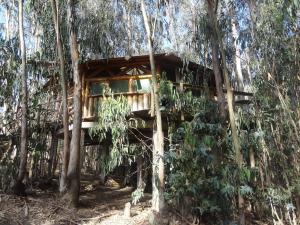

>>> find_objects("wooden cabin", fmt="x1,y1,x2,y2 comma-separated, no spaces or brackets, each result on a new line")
57,53,253,144
38,53,253,186
66,53,216,135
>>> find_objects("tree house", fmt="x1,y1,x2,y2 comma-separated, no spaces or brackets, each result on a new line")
65,53,216,137
51,53,251,186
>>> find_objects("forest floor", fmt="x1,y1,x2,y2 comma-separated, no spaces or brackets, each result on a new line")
0,177,151,225
0,175,155,225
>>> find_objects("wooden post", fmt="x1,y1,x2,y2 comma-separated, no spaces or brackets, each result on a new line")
150,89,155,116
80,129,85,172
136,154,143,188
88,97,93,117
128,95,133,111
129,78,134,92
94,97,98,117
175,69,184,121
179,82,184,121
99,145,107,184
138,94,144,110
143,93,149,109
133,94,138,111
83,80,89,118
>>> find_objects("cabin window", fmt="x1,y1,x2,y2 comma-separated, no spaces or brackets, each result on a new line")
90,82,107,95
110,80,129,93
134,79,151,92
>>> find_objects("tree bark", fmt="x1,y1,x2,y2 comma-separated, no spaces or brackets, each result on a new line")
230,6,244,91
66,0,82,207
210,1,245,223
48,132,59,178
16,0,28,187
140,0,165,213
207,0,226,118
50,0,71,193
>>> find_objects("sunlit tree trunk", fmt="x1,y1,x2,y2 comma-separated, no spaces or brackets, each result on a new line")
16,0,28,191
66,0,82,207
207,0,226,117
211,2,245,224
141,0,165,213
5,4,11,41
230,6,244,91
50,0,71,193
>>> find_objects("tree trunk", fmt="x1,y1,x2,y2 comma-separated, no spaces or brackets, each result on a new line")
16,0,28,189
230,6,244,91
5,4,11,41
207,0,226,118
210,1,245,223
141,0,165,212
48,132,58,178
65,0,82,207
50,0,70,194
52,139,60,176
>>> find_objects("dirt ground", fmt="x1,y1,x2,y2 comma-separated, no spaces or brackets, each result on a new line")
0,175,153,225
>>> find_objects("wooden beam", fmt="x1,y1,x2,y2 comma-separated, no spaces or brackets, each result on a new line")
223,89,253,97
85,74,152,81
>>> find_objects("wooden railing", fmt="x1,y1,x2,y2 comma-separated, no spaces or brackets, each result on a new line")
66,83,252,123
82,92,151,119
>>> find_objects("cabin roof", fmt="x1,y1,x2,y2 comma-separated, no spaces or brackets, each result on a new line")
80,53,210,74
43,53,215,91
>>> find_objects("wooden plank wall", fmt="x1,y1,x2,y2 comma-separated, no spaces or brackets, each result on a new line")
83,93,151,119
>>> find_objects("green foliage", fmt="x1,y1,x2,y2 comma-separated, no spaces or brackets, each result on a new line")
131,185,145,205
0,139,17,192
89,95,144,173
166,100,234,218
159,76,208,115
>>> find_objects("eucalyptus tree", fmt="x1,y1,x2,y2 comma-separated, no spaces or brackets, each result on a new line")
206,0,226,117
50,0,70,193
140,0,165,213
249,0,300,217
205,0,246,223
228,1,244,91
65,0,82,207
14,0,28,194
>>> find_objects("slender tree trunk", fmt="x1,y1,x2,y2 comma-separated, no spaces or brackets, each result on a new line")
66,0,82,207
211,1,245,223
230,6,244,91
141,0,165,213
50,0,70,193
51,138,59,176
48,132,58,178
16,0,28,188
207,0,226,117
5,4,11,40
